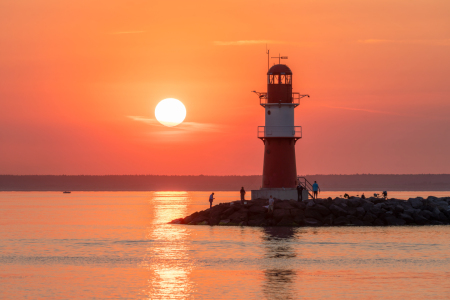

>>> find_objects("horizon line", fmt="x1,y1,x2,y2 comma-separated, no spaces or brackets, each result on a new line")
1,174,450,176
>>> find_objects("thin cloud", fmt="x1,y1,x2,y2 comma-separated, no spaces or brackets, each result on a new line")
323,105,402,116
358,39,450,45
128,116,222,132
110,31,145,35
214,40,284,46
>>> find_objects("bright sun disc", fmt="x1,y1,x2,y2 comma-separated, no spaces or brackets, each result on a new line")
155,98,186,127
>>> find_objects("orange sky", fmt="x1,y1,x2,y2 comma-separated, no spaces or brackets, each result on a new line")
1,0,449,175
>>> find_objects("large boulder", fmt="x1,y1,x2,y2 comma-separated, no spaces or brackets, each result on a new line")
186,210,209,224
399,201,413,210
293,214,305,225
190,214,209,224
427,196,438,202
249,205,267,214
347,207,357,216
412,213,428,225
209,205,228,225
273,209,291,222
438,213,449,223
363,212,376,223
329,204,348,217
372,198,386,205
314,199,331,208
394,205,404,215
289,199,302,208
306,200,315,207
398,213,414,224
356,207,366,218
370,206,383,217
322,214,333,226
408,198,423,209
420,210,433,220
305,207,324,221
403,208,416,216
348,215,364,226
290,208,304,218
385,215,406,226
228,209,248,224
274,201,294,210
333,216,351,226
297,202,306,210
222,206,237,218
362,201,374,212
373,218,385,226
314,204,332,217
435,201,449,211
334,198,348,207
348,198,362,207
432,206,441,214
441,210,450,219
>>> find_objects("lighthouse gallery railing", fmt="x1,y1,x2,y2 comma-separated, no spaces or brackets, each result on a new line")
258,93,309,106
257,126,302,138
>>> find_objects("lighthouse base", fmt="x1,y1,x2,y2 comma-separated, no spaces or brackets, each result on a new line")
251,188,309,201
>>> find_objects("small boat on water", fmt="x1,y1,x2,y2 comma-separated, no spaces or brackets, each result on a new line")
63,191,71,194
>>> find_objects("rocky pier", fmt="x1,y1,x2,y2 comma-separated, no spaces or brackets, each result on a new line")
169,196,450,227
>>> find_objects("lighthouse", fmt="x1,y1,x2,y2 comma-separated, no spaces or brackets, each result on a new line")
251,57,309,200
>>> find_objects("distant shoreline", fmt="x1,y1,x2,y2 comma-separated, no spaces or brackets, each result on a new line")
1,174,450,191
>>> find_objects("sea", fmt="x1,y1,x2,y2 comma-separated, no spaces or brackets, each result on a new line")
1,191,450,299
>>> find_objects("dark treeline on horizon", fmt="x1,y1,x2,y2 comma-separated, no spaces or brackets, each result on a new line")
1,174,450,191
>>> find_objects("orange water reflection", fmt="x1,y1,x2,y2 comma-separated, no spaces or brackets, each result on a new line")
261,227,298,299
2,192,450,299
142,191,195,298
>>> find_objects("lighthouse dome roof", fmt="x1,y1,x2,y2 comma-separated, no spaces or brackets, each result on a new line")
268,64,292,75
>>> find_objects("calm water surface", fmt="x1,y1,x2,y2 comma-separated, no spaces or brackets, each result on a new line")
1,191,450,299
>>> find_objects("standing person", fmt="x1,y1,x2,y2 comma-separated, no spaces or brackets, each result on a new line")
240,187,246,204
209,192,215,208
268,195,275,212
296,183,304,201
312,181,320,199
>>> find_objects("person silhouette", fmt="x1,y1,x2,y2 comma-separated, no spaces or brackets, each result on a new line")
296,183,304,201
209,192,215,208
312,181,320,199
240,187,246,204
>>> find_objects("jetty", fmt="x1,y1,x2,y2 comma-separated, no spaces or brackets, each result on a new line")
169,196,450,227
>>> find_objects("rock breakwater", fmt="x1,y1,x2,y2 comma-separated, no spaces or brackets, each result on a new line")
169,196,450,227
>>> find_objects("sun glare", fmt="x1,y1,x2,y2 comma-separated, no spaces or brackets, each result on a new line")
155,98,186,127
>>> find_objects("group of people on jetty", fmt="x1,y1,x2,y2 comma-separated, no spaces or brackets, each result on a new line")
208,181,323,208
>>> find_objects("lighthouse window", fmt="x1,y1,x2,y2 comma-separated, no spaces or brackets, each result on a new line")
268,74,279,84
280,75,285,84
267,110,271,115
286,75,292,84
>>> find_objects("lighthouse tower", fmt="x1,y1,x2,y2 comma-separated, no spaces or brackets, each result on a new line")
251,59,309,200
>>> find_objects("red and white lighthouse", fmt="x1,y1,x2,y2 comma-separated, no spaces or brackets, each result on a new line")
251,58,309,200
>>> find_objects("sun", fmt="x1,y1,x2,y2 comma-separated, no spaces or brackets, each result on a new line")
155,98,186,127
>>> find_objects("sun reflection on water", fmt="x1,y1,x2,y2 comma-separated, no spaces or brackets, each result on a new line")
141,191,195,299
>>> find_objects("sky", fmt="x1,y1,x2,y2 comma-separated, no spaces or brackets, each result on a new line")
1,0,449,175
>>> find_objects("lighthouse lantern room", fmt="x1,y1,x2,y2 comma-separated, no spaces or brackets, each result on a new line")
251,57,309,200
